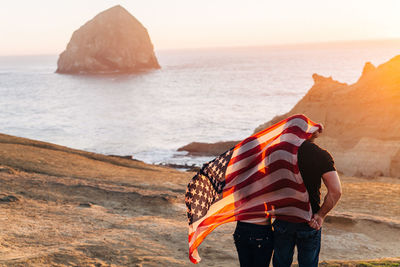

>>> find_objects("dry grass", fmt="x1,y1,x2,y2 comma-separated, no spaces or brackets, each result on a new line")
318,258,400,267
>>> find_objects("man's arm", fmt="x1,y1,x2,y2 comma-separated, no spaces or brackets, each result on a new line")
308,171,342,230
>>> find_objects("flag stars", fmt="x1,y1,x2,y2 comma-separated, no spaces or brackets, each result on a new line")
199,195,206,205
185,150,232,225
191,188,196,195
197,210,203,217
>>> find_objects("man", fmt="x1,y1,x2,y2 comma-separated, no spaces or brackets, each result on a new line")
272,128,342,267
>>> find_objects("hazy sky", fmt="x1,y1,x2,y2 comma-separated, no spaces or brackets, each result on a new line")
1,0,399,55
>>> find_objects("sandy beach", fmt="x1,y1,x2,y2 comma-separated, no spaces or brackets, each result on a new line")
0,133,399,266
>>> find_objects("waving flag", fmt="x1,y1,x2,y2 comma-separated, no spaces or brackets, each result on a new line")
185,114,322,263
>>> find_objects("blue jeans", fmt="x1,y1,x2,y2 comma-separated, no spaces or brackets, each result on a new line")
272,219,321,267
234,221,274,267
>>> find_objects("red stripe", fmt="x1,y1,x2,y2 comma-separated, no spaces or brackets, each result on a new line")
231,178,308,206
233,114,315,150
267,197,310,211
189,216,236,263
226,151,267,184
225,130,308,185
229,126,311,167
224,158,300,196
188,232,194,242
228,142,268,166
234,118,289,148
274,214,309,223
233,199,310,218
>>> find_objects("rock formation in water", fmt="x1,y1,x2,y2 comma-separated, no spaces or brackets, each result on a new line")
255,55,400,177
177,141,238,156
56,5,160,74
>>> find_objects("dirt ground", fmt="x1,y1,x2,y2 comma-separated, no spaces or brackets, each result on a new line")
0,133,399,266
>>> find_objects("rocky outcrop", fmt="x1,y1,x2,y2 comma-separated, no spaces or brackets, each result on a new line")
177,141,238,156
56,5,160,74
255,55,400,177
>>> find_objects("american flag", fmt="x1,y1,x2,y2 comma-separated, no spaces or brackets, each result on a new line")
185,114,322,263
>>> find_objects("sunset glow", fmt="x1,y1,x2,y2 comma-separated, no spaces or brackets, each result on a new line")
1,0,400,55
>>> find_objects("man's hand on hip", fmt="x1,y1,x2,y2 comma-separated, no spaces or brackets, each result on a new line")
308,171,342,230
308,213,323,230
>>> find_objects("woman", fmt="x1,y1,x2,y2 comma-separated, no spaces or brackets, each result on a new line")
233,217,273,267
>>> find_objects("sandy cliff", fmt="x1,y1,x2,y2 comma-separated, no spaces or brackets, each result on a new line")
255,55,400,177
56,5,160,74
180,55,400,178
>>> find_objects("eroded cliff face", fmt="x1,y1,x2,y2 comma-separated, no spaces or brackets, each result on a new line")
256,55,400,177
56,5,160,74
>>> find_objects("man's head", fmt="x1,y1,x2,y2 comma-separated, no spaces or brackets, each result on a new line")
310,124,323,141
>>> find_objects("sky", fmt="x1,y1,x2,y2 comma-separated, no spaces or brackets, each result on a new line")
0,0,399,55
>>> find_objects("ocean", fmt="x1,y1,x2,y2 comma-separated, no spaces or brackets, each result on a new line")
1,40,399,166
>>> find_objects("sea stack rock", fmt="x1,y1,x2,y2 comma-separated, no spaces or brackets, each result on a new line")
56,5,160,74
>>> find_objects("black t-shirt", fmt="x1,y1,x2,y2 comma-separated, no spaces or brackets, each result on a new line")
297,140,336,214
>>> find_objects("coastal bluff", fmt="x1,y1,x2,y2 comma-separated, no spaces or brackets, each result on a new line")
56,5,160,74
179,55,400,178
256,55,400,177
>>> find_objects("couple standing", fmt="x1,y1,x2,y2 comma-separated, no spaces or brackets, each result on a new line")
233,128,342,267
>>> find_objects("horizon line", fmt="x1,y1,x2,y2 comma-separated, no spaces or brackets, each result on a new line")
1,37,400,57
